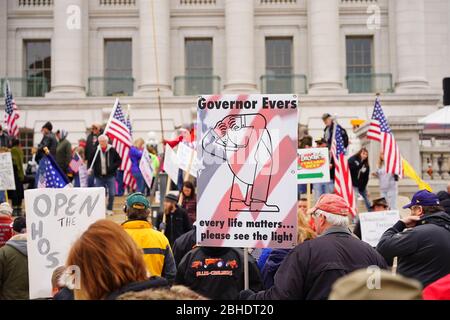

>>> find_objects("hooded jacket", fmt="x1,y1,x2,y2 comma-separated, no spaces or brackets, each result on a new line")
0,234,29,300
377,211,450,287
90,145,122,178
122,219,176,283
176,247,263,300
56,133,72,175
245,227,387,300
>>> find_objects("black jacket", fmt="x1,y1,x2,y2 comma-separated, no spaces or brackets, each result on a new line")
106,277,169,300
324,123,349,149
90,145,122,178
377,211,450,287
0,132,10,148
157,206,192,247
176,247,263,300
246,227,387,300
348,154,370,192
173,226,197,268
85,131,102,167
36,132,57,162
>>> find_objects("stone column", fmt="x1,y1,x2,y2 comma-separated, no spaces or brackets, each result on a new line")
0,0,7,78
48,0,87,97
307,0,345,93
395,0,429,92
138,0,171,95
224,0,256,93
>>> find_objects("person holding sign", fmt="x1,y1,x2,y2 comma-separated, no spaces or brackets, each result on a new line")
122,193,176,283
377,190,450,287
157,194,192,247
66,220,169,300
353,197,390,240
241,194,387,300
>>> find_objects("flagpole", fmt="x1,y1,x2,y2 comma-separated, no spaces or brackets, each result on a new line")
88,98,119,171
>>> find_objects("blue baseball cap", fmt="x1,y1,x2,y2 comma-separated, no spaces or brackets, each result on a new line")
403,190,440,209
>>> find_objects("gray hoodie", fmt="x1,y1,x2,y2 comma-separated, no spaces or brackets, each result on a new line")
6,234,28,256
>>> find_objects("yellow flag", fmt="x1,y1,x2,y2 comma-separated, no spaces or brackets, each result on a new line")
402,158,433,192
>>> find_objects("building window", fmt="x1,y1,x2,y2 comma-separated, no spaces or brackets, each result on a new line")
24,40,51,97
185,38,213,95
104,39,133,96
265,37,293,93
19,128,34,163
346,36,373,93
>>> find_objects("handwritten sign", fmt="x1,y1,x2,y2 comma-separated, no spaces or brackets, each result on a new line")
164,145,180,184
359,210,400,247
139,150,154,188
25,188,105,299
297,148,330,184
177,142,201,178
0,152,16,190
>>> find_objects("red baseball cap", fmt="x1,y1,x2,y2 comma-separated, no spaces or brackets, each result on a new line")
309,194,351,216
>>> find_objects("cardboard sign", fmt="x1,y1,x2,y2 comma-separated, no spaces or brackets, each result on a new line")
78,164,88,188
177,142,201,178
297,148,330,184
25,188,105,299
164,144,180,184
196,95,298,248
359,210,400,247
139,150,154,188
0,152,16,190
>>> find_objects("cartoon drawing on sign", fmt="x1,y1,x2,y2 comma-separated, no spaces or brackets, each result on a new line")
201,113,279,213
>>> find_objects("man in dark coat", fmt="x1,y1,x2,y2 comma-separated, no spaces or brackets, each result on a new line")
157,194,192,247
176,246,262,300
85,123,103,187
89,134,121,215
36,121,57,162
0,124,10,148
377,190,450,287
55,129,72,176
241,194,387,300
322,113,349,149
172,225,197,268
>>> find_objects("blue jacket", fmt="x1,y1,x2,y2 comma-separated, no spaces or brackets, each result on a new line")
257,248,272,271
261,249,291,289
130,146,143,175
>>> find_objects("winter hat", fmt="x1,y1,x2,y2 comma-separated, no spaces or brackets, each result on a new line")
0,202,13,216
165,193,179,203
126,192,150,210
57,129,68,140
308,194,351,217
423,274,450,300
329,269,423,300
42,121,53,131
12,216,27,234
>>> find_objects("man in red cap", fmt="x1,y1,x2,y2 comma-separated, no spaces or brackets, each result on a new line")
241,194,387,300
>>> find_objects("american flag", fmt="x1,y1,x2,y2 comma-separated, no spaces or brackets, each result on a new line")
69,152,83,174
331,123,356,216
37,155,70,189
105,99,134,189
4,81,20,137
367,97,403,177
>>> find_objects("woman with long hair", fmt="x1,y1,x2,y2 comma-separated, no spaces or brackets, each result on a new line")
348,147,371,211
65,220,168,300
181,181,197,224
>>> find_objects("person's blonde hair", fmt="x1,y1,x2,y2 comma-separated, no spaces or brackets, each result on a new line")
134,138,145,148
297,208,316,243
66,219,148,300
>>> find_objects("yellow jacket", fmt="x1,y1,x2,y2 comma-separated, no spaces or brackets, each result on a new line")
122,220,176,282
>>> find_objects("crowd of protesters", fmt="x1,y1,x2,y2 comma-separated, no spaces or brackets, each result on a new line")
1,116,450,301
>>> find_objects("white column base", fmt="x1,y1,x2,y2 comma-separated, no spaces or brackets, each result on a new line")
46,86,86,98
223,82,258,94
135,84,172,97
308,82,348,95
395,78,430,93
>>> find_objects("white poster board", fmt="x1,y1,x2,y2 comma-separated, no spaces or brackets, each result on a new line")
139,150,154,188
196,95,298,248
0,152,16,190
177,142,201,178
297,148,330,184
359,210,400,247
164,144,180,184
25,188,106,299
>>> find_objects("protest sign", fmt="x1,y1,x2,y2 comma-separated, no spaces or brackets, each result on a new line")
164,144,180,184
177,142,201,178
78,164,88,188
297,148,330,184
0,152,16,190
196,95,298,248
359,210,400,247
25,188,105,299
139,150,154,188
